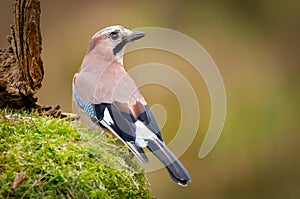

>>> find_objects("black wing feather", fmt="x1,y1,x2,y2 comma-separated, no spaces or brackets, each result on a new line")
137,105,163,142
93,103,148,163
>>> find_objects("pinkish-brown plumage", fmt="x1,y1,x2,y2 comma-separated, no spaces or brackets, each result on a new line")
72,25,191,186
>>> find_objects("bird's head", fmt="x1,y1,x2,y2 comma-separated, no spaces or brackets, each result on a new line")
85,25,145,65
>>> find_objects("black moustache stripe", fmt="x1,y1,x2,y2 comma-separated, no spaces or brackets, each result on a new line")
113,41,127,55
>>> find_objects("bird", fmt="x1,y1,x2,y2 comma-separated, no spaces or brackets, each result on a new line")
72,25,192,186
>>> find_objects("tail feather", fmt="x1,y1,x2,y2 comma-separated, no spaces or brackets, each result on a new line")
147,138,192,186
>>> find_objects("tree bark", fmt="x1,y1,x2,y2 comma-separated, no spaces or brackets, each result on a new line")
0,0,43,109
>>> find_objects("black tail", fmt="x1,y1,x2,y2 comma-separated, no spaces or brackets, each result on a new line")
147,138,192,186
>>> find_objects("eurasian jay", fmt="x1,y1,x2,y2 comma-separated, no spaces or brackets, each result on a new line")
72,25,192,186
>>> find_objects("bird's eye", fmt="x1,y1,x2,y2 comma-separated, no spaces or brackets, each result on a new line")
109,31,120,40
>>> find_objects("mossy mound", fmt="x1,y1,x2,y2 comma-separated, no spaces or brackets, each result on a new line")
0,109,151,198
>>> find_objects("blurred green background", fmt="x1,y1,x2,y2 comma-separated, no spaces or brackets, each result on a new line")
1,0,300,198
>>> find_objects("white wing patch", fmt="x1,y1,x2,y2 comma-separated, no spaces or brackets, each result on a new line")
135,121,157,148
103,108,114,125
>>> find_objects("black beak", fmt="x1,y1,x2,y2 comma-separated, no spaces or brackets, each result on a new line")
113,31,145,55
123,31,146,43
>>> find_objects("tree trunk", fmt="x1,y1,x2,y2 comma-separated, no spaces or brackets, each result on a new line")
0,0,43,109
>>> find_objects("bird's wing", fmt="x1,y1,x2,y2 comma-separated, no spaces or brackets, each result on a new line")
95,102,150,163
95,101,192,186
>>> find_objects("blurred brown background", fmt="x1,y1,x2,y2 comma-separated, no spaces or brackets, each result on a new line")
1,0,300,198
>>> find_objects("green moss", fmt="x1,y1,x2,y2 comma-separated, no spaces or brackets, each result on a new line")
0,109,151,198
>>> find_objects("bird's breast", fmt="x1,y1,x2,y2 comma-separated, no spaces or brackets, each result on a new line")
75,62,146,106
